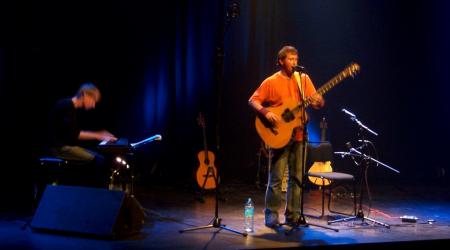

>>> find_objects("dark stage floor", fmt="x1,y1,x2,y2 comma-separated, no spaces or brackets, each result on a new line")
1,181,450,249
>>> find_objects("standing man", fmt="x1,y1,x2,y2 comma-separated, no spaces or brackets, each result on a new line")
248,46,324,227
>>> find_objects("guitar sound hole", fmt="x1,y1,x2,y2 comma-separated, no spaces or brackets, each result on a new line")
282,109,294,122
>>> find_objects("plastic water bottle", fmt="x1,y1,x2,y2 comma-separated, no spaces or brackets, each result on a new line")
244,198,254,232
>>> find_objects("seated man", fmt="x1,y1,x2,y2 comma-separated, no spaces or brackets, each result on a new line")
47,82,117,186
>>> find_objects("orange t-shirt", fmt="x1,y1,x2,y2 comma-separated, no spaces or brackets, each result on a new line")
249,71,317,141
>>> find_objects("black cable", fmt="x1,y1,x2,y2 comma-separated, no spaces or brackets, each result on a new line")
361,140,378,219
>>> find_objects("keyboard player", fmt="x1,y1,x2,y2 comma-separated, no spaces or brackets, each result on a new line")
47,83,118,187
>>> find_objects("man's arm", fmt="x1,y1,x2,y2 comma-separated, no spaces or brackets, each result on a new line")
309,93,325,109
79,130,118,142
303,74,325,109
249,97,280,124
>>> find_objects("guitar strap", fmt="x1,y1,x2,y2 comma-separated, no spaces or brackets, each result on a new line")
294,72,308,174
294,72,305,103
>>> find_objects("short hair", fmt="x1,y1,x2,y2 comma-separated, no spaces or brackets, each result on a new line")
277,45,298,66
76,83,101,102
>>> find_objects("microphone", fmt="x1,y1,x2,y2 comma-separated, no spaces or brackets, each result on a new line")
292,65,306,73
227,2,240,19
345,142,353,151
342,108,356,117
345,142,357,161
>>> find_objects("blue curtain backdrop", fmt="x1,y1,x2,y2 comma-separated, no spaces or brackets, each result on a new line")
2,0,450,210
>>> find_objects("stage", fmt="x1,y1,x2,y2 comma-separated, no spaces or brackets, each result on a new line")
1,181,449,249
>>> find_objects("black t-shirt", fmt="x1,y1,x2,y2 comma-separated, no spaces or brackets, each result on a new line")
48,98,80,147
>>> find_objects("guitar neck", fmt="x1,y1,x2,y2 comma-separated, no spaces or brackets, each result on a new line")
202,127,209,160
305,73,348,107
294,63,359,112
289,75,343,115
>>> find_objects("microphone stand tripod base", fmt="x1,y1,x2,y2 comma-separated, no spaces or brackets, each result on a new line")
178,164,246,237
285,215,339,235
327,210,390,228
179,216,248,237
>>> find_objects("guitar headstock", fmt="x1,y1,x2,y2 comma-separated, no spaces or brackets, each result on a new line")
197,112,206,128
344,62,360,78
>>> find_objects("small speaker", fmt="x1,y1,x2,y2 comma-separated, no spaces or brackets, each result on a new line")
31,185,145,238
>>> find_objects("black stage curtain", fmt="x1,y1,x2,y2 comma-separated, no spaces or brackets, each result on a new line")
1,0,450,210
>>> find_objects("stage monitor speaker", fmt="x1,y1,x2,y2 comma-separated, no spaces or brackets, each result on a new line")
31,185,145,238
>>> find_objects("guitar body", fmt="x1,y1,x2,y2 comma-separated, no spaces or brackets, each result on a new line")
255,98,306,149
308,161,332,186
195,112,217,190
308,117,333,186
255,63,360,149
196,151,217,190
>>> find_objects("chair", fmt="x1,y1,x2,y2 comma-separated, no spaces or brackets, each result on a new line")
306,142,357,218
35,156,96,202
38,156,69,184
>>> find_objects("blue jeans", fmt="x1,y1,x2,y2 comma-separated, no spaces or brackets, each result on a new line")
265,141,305,221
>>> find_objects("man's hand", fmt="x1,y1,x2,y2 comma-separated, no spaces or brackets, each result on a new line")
97,130,118,142
265,111,281,125
309,93,324,109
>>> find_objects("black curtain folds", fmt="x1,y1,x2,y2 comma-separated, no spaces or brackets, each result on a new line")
2,0,450,209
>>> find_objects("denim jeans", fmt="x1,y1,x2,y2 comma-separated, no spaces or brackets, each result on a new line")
265,140,305,221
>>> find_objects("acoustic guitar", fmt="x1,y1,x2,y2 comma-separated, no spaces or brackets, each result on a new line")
308,117,333,186
255,63,360,149
196,113,218,190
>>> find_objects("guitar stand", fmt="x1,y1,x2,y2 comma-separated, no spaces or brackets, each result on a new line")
195,165,224,203
179,169,247,237
255,142,272,189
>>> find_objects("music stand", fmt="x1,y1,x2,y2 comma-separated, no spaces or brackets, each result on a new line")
105,134,162,196
330,109,399,228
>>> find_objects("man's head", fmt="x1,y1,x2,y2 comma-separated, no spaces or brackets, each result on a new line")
277,45,299,74
75,83,101,110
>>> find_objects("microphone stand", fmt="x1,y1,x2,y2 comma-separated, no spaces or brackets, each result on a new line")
179,165,247,236
330,111,399,228
287,70,338,234
179,3,246,237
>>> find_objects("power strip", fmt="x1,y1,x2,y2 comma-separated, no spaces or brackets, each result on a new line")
400,215,418,223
